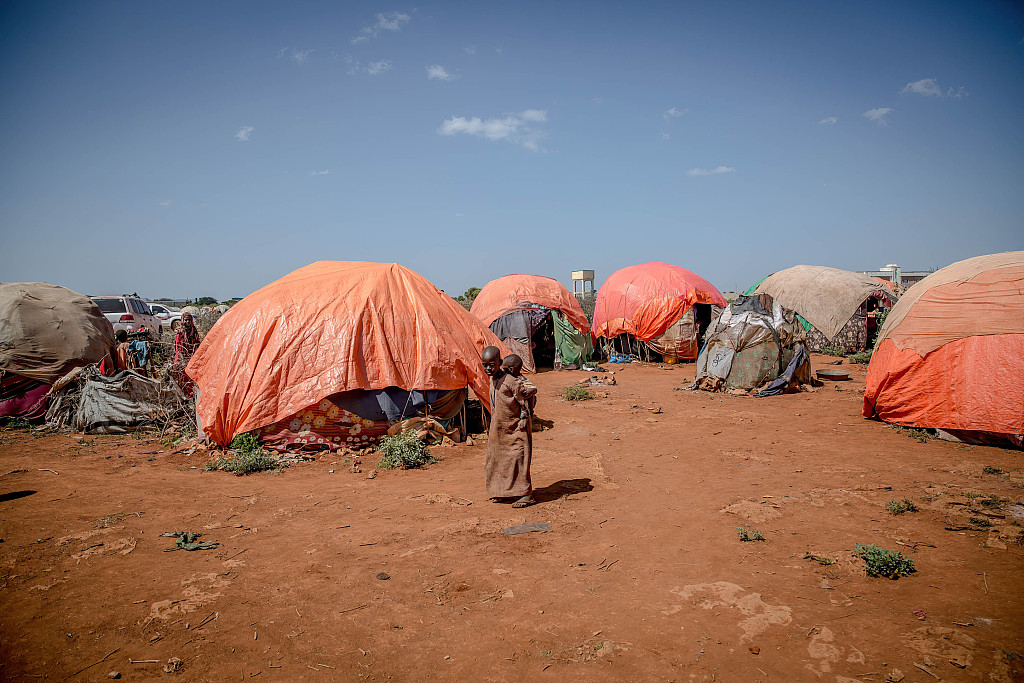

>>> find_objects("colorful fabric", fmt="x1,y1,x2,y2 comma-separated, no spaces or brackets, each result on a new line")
0,374,49,419
806,314,868,353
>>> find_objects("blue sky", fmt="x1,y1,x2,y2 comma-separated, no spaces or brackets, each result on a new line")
1,1,1022,300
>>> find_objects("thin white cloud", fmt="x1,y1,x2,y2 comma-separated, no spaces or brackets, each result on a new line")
235,126,254,141
438,109,548,151
947,85,968,99
292,49,314,64
663,107,687,120
818,116,838,125
158,200,173,208
352,11,411,44
863,107,894,125
901,78,942,97
455,212,465,217
463,45,476,55
366,60,393,76
660,132,671,141
687,166,735,176
309,170,329,176
426,64,455,81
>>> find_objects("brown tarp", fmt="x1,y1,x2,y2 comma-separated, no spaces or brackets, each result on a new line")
0,282,115,384
752,265,891,342
875,251,1024,356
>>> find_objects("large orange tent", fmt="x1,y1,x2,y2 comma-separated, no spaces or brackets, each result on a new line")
863,251,1024,446
470,274,593,371
187,261,508,447
591,262,726,359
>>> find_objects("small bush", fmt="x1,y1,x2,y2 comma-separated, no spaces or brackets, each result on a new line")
377,430,433,470
819,346,848,357
886,498,919,515
205,432,285,475
737,526,766,542
563,386,595,402
969,516,993,528
847,350,872,364
851,543,915,579
983,465,1004,475
0,417,31,430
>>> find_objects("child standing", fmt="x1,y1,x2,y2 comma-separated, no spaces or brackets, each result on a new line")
481,347,538,508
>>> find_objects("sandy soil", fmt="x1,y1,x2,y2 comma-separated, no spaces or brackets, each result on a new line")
1,354,1022,682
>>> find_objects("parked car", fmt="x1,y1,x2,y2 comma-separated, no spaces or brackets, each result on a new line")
148,303,183,331
90,295,164,336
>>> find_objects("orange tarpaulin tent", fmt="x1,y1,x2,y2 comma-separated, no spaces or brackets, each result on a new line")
470,274,591,336
187,261,508,446
591,262,726,341
863,251,1024,441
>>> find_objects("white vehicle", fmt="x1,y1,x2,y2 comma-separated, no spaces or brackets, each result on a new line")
90,295,163,336
148,303,183,331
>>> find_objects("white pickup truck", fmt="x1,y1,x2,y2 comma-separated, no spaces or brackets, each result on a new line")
90,295,164,336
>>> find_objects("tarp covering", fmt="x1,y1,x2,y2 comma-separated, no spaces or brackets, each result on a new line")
591,262,727,341
186,261,509,446
751,265,892,342
863,252,1024,437
0,282,114,384
471,274,591,336
873,251,1024,356
45,366,184,434
688,294,810,392
552,309,593,365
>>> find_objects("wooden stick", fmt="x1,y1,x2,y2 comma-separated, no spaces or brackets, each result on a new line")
338,604,369,615
70,647,120,677
913,662,941,679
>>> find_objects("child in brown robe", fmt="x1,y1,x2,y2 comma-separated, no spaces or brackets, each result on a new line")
482,347,538,508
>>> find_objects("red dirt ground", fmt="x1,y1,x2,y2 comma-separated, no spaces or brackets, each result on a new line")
1,354,1022,682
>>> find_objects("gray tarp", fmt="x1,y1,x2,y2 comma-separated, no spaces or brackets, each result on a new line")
0,282,115,384
752,265,891,342
46,367,185,433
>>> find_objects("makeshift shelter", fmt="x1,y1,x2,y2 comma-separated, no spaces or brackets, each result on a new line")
45,365,185,433
186,261,509,449
863,252,1024,448
470,274,593,372
687,294,811,395
747,265,893,353
0,282,114,419
591,262,727,360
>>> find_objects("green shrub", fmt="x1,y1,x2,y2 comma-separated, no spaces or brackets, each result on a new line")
819,346,848,357
983,465,1004,475
377,430,433,470
886,498,918,515
0,417,31,430
847,350,873,364
205,432,286,475
851,543,915,579
737,526,766,542
563,385,595,401
969,516,993,528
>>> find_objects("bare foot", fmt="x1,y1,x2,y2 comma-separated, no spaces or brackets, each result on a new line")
511,495,535,508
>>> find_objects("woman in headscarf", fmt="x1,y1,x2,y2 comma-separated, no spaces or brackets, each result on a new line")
173,312,201,397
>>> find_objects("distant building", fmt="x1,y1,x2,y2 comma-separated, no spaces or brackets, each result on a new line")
858,264,933,289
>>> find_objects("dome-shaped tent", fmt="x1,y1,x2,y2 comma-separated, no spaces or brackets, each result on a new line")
863,252,1024,447
470,274,593,372
0,282,115,418
591,262,726,360
187,262,509,447
748,265,893,353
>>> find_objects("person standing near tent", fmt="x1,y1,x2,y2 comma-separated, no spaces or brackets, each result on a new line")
482,346,538,508
173,312,201,397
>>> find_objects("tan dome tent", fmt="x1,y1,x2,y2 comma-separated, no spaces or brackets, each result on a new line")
749,265,893,353
0,282,115,419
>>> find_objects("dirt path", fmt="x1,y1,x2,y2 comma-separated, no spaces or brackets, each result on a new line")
1,355,1022,682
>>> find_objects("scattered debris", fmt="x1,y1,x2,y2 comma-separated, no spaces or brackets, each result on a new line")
161,531,220,551
501,522,551,535
376,572,391,580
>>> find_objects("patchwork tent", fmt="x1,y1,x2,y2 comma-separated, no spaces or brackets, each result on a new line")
470,274,593,372
863,251,1024,447
747,265,893,353
591,262,727,360
688,294,811,395
186,261,509,448
0,282,114,419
